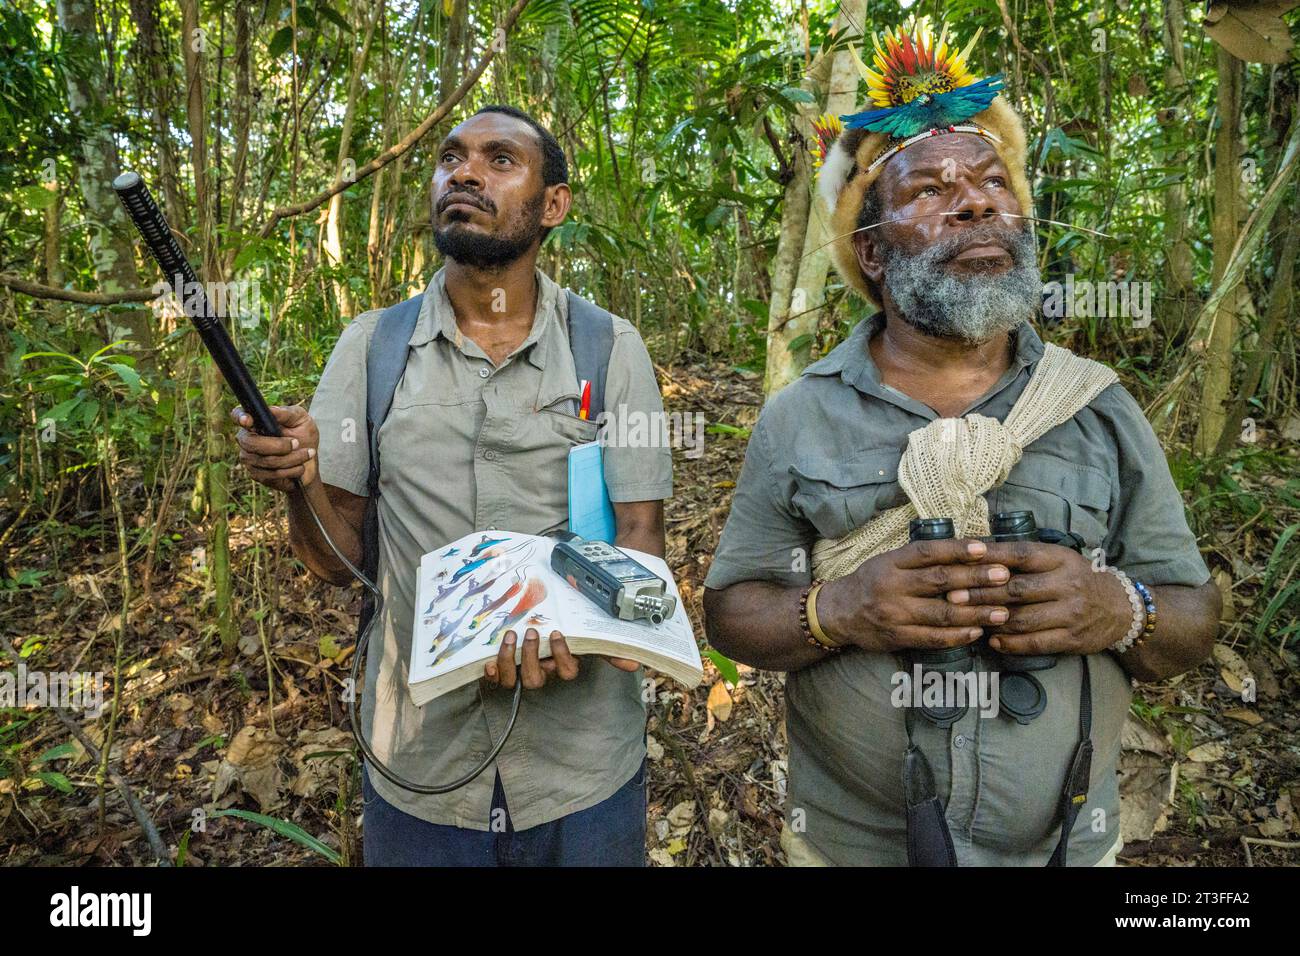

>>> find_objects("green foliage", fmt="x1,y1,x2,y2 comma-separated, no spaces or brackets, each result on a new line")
1255,521,1300,645
704,647,739,686
0,0,1296,867
209,809,342,864
0,3,71,181
15,341,167,495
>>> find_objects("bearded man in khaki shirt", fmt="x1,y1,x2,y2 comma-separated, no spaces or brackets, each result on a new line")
233,105,671,866
702,34,1219,866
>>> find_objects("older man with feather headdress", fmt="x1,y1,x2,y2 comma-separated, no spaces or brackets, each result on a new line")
703,18,1219,867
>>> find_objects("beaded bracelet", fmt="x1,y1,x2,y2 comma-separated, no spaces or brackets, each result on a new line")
1107,567,1145,654
799,580,841,652
1132,579,1157,648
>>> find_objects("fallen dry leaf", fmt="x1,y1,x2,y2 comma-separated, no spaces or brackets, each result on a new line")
666,799,695,838
1213,643,1256,697
1212,570,1236,623
648,848,676,866
290,727,353,799
211,725,286,810
1119,753,1174,843
646,733,664,762
1187,741,1227,763
1121,716,1169,755
706,680,733,723
1277,792,1295,824
708,807,730,837
1245,651,1282,698
238,630,263,657
1259,817,1289,838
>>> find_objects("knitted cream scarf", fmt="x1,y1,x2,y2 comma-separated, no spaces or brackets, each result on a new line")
811,343,1118,582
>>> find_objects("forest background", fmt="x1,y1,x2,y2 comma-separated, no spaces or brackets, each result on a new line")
1,0,1298,866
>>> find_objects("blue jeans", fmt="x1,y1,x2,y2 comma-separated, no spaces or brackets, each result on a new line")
362,760,647,866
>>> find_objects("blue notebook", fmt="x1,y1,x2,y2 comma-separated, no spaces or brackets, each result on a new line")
567,441,616,543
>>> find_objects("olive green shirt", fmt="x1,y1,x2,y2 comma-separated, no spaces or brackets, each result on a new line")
705,314,1209,865
310,267,672,830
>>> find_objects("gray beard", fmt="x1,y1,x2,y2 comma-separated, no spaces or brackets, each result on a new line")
882,224,1041,344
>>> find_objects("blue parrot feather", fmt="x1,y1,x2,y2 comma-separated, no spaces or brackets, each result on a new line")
842,75,1004,139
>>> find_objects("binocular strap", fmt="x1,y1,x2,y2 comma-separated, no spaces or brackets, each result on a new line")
901,704,958,866
1047,655,1093,867
898,655,1094,867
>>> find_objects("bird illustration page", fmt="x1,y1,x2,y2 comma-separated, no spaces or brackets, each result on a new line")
408,531,701,706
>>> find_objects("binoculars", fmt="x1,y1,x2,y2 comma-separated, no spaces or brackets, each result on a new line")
905,511,1085,725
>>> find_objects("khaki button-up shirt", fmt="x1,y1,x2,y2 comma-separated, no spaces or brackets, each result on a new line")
705,314,1209,865
310,267,672,830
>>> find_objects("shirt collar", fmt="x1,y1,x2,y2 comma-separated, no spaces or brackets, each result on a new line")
804,311,1046,412
409,265,563,371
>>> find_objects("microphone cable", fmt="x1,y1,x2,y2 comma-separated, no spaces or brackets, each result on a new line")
295,479,521,794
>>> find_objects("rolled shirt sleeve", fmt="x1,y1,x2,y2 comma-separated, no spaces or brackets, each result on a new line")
704,394,814,591
308,316,375,498
1097,385,1210,587
600,318,674,503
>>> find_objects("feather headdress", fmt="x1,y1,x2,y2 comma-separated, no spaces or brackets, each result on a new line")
810,113,844,169
813,17,1033,306
842,20,1003,138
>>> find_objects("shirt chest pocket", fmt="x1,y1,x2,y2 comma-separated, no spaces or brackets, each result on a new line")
388,365,482,410
995,452,1113,551
790,453,907,541
502,403,601,483
535,405,601,445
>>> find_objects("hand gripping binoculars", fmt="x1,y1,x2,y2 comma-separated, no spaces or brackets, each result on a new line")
905,511,1085,726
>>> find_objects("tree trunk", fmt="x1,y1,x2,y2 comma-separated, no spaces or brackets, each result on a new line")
1160,0,1195,338
181,0,235,649
441,0,468,110
368,13,392,308
1214,190,1298,456
129,0,188,236
764,0,864,397
1194,45,1246,456
43,171,64,295
323,0,380,318
56,0,154,359
762,115,814,395
222,0,253,270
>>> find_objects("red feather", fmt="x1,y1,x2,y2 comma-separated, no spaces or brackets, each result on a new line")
898,31,917,72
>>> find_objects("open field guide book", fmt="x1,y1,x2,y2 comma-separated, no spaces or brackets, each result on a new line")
408,530,702,705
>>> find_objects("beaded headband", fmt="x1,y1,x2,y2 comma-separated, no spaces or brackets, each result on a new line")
864,123,1003,174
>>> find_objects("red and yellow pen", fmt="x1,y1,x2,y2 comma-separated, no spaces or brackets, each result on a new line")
578,379,592,420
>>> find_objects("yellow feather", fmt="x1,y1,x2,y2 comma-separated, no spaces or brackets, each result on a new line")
954,26,984,73
854,18,989,109
872,32,891,72
849,44,877,87
935,23,950,56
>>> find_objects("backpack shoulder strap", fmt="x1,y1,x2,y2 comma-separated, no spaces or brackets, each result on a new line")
565,289,616,420
357,294,421,623
364,294,423,497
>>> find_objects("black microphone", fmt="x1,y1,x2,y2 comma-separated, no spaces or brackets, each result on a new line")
112,171,281,438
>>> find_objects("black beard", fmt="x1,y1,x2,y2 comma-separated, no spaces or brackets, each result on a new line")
433,193,545,269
